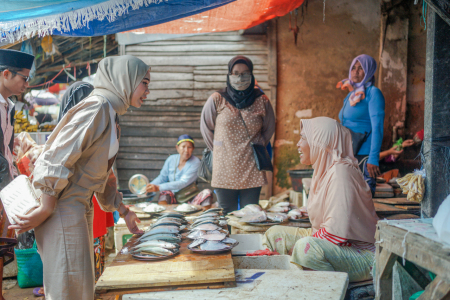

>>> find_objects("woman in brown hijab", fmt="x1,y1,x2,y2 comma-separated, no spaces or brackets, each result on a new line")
10,55,151,300
263,117,378,282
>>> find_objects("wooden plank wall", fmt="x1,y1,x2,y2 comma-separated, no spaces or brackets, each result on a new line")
119,32,270,191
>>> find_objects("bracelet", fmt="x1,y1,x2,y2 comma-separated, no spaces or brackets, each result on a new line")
119,207,130,218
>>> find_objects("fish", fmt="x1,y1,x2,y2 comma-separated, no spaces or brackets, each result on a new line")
192,215,218,223
194,213,219,220
191,220,219,229
287,209,303,220
200,232,227,241
151,222,182,229
221,237,238,245
175,203,198,213
190,223,221,231
267,206,289,213
156,216,186,223
218,220,228,227
273,201,290,207
139,234,182,243
266,212,288,223
142,203,166,213
230,210,248,217
240,210,267,223
154,218,183,225
187,230,206,239
243,204,263,212
132,240,179,250
140,226,180,239
199,241,231,251
188,239,206,248
137,246,174,256
159,212,186,218
201,208,223,215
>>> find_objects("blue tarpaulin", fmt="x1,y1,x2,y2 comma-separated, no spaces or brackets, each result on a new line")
0,0,235,42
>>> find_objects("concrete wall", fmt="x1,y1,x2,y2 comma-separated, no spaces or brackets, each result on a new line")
273,0,381,194
272,0,426,193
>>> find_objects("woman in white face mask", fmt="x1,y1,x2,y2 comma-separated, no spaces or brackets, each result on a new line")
200,56,275,214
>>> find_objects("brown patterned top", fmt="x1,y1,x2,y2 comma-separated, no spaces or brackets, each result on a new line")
200,92,275,189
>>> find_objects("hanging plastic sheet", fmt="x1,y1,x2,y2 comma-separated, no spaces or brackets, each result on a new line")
0,0,235,42
125,0,305,34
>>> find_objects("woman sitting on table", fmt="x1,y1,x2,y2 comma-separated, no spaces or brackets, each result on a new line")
263,117,379,283
146,135,213,206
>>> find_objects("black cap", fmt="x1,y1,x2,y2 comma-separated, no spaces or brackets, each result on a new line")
0,49,34,70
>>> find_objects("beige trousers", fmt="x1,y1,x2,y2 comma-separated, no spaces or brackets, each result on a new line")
35,181,95,300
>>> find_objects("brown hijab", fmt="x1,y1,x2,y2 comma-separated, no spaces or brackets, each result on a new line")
301,117,378,243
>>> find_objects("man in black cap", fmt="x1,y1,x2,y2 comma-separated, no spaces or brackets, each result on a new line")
0,48,34,299
0,49,35,179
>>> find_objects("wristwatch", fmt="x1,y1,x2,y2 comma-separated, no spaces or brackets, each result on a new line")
119,207,130,218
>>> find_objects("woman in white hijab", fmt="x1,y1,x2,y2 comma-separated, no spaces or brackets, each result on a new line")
263,117,378,283
9,55,151,300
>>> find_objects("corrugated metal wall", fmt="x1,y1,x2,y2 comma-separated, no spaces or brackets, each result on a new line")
118,32,271,192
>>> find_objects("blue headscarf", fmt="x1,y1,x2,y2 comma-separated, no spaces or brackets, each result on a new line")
177,134,194,146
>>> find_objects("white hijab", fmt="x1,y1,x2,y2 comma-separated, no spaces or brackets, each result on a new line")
301,117,379,243
93,55,150,115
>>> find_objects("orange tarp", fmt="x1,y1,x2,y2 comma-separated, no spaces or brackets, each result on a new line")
127,0,304,34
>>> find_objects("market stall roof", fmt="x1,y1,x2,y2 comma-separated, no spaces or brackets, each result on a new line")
125,0,305,34
0,0,235,43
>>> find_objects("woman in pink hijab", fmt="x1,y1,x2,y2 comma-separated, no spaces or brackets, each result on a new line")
263,117,378,282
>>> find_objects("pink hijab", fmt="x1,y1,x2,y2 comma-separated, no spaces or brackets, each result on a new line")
301,117,378,243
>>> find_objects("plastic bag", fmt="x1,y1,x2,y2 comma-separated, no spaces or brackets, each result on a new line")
197,148,213,183
13,132,37,163
432,194,450,243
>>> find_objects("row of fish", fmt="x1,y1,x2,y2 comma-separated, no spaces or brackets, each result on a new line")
131,212,187,257
230,202,309,223
186,208,239,253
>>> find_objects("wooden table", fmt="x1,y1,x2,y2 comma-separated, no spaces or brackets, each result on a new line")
227,215,311,234
375,220,450,300
122,269,349,300
373,202,420,218
96,205,236,299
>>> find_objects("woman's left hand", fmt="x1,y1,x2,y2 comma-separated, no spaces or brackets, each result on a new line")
366,163,381,179
124,211,144,234
8,206,52,234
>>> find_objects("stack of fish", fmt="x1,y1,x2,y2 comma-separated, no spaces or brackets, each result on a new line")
174,203,200,213
130,212,187,259
229,202,304,224
187,208,239,253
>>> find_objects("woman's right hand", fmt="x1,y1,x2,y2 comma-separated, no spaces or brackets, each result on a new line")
8,194,57,234
388,146,403,156
8,206,53,234
146,184,160,193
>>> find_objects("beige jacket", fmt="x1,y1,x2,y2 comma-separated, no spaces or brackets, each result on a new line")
33,95,122,212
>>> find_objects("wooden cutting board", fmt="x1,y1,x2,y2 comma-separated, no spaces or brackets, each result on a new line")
375,198,416,206
96,231,235,296
395,205,421,210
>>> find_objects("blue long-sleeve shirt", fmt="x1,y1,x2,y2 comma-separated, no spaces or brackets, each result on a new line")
150,154,201,192
339,86,385,166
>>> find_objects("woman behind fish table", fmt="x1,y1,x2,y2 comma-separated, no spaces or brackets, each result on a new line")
201,56,275,215
9,55,149,300
263,117,378,282
145,135,213,206
337,54,385,195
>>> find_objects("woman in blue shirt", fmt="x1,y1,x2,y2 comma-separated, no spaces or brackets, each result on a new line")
145,135,212,205
338,54,385,195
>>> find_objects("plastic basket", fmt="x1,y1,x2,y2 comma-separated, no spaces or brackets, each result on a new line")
14,241,43,288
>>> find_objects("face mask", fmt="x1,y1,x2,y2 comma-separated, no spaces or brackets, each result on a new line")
229,74,252,91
